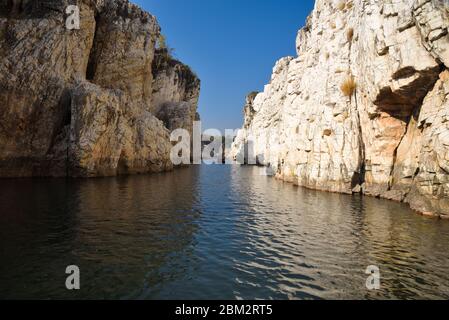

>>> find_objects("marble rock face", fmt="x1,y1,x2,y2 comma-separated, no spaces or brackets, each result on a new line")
232,0,449,218
0,0,200,177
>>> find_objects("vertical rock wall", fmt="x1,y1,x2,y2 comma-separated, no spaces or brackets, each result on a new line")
151,48,201,135
232,0,449,218
0,0,200,177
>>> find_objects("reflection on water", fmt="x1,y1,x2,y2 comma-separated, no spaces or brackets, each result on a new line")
0,165,449,299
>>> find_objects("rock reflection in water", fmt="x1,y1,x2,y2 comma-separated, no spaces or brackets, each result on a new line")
0,167,201,299
0,165,449,299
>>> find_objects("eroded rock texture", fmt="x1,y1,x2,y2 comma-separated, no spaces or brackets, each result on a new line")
151,48,201,135
0,0,200,177
232,0,449,218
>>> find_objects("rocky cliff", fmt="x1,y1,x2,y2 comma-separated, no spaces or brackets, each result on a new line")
0,0,200,177
232,0,449,218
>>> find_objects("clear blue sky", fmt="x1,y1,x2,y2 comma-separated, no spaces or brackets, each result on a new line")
134,0,315,131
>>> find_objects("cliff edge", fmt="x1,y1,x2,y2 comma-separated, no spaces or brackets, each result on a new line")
0,0,200,177
232,0,449,218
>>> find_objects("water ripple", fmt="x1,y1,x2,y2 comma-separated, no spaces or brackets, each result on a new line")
0,165,449,299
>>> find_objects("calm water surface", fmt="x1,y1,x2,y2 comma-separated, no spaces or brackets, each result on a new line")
1,165,449,299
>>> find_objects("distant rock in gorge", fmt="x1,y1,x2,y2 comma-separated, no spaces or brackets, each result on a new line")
232,0,449,218
0,0,200,177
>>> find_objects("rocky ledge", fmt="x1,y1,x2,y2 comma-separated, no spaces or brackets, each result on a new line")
232,0,449,218
0,0,200,177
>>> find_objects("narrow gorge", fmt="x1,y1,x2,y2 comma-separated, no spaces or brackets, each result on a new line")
2,0,449,301
232,0,449,218
0,0,200,177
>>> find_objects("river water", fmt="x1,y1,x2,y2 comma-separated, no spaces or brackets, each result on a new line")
0,165,448,299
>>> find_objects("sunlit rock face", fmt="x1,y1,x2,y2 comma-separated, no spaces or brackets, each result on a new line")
151,48,201,135
0,0,200,177
232,0,449,218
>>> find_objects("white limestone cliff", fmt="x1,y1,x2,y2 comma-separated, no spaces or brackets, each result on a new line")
232,0,449,218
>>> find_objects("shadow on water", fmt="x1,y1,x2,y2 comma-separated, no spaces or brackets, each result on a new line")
0,165,449,299
0,167,201,299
